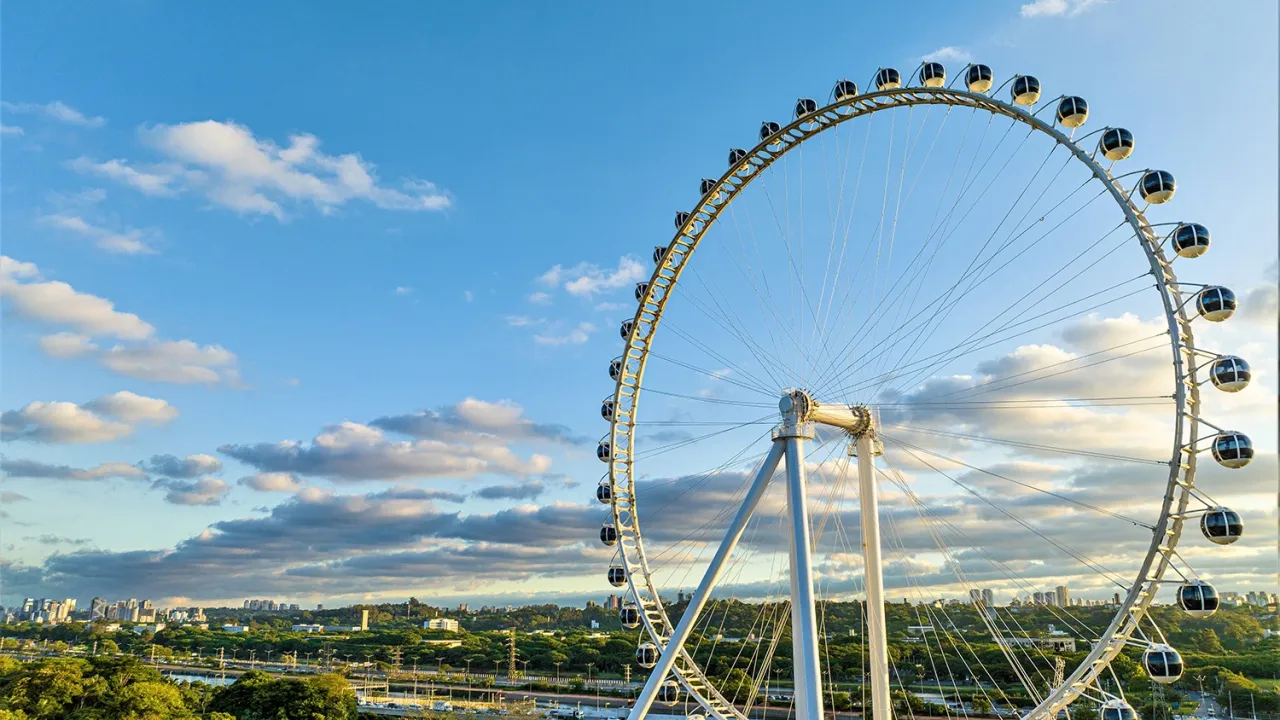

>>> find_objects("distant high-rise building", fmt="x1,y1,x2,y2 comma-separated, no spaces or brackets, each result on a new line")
1055,585,1070,608
289,603,299,611
1033,591,1046,605
90,597,107,620
605,594,622,612
317,604,324,611
457,603,469,613
360,608,369,631
1112,593,1121,606
982,589,995,607
970,589,983,605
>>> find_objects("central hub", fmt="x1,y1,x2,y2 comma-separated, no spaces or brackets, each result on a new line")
779,389,874,436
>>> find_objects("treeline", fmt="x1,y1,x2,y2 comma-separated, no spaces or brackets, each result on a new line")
0,655,356,720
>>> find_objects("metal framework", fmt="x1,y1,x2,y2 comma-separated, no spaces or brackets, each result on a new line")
603,83,1210,720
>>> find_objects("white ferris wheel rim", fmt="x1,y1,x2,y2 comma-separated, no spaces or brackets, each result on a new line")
603,83,1202,720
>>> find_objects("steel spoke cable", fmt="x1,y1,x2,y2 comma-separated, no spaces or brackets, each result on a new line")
812,156,1099,399
886,218,1137,397
884,438,1136,588
812,114,1022,394
880,481,1049,703
867,145,1076,397
884,424,1167,466
646,351,778,397
820,272,1149,404
878,449,1112,642
821,171,1107,402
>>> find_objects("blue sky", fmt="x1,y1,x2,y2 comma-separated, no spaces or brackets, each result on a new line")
2,0,1276,609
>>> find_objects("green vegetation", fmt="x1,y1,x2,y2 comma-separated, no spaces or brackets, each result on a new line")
0,655,355,720
2,599,1275,717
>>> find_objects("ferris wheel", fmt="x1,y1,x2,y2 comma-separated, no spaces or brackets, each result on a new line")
593,60,1254,720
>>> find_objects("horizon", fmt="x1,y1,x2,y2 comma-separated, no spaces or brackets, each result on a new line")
2,0,1277,624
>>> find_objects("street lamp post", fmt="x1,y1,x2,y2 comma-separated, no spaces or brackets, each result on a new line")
554,661,563,688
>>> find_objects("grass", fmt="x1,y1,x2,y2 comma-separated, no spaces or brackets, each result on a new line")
1251,678,1280,692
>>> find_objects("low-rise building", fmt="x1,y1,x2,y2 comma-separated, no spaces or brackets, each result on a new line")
423,618,460,632
292,624,325,633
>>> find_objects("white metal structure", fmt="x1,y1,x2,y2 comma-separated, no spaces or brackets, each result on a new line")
594,63,1251,720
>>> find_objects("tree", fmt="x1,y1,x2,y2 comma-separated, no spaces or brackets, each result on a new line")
1194,628,1226,654
971,695,993,715
0,658,89,719
98,639,121,656
113,681,195,719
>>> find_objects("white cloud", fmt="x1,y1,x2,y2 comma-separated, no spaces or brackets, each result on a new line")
920,47,973,64
75,120,453,220
533,322,595,346
464,291,474,303
1,125,23,136
0,391,175,444
155,477,230,506
506,315,543,327
38,332,97,358
0,256,155,339
82,390,180,424
69,157,179,196
1020,0,1104,17
0,402,133,443
99,340,238,385
394,286,413,296
41,213,155,255
1,100,105,128
2,459,148,481
528,291,551,305
238,472,303,492
555,256,646,298
220,420,553,482
2,256,240,384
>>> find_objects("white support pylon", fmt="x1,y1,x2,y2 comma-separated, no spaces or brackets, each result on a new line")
856,425,893,720
785,430,824,720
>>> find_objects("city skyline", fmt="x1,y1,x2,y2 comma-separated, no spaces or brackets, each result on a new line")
2,0,1277,611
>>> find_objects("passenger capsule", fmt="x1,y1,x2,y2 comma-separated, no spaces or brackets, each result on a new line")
674,211,691,230
965,64,994,93
728,148,748,168
635,282,649,303
1142,644,1184,684
619,604,641,629
658,681,681,703
1011,75,1041,106
1139,170,1176,204
1200,506,1243,545
1056,96,1089,128
759,121,781,142
620,319,634,339
1209,356,1250,393
608,565,628,588
635,642,659,668
597,440,612,463
1177,580,1219,618
1196,286,1237,322
834,79,859,100
1100,127,1134,161
700,178,720,199
1211,431,1253,469
1100,699,1138,720
919,63,946,88
1171,223,1210,258
794,98,818,118
652,245,667,265
875,67,901,91
601,399,615,421
600,522,618,547
596,478,612,503
609,358,623,381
